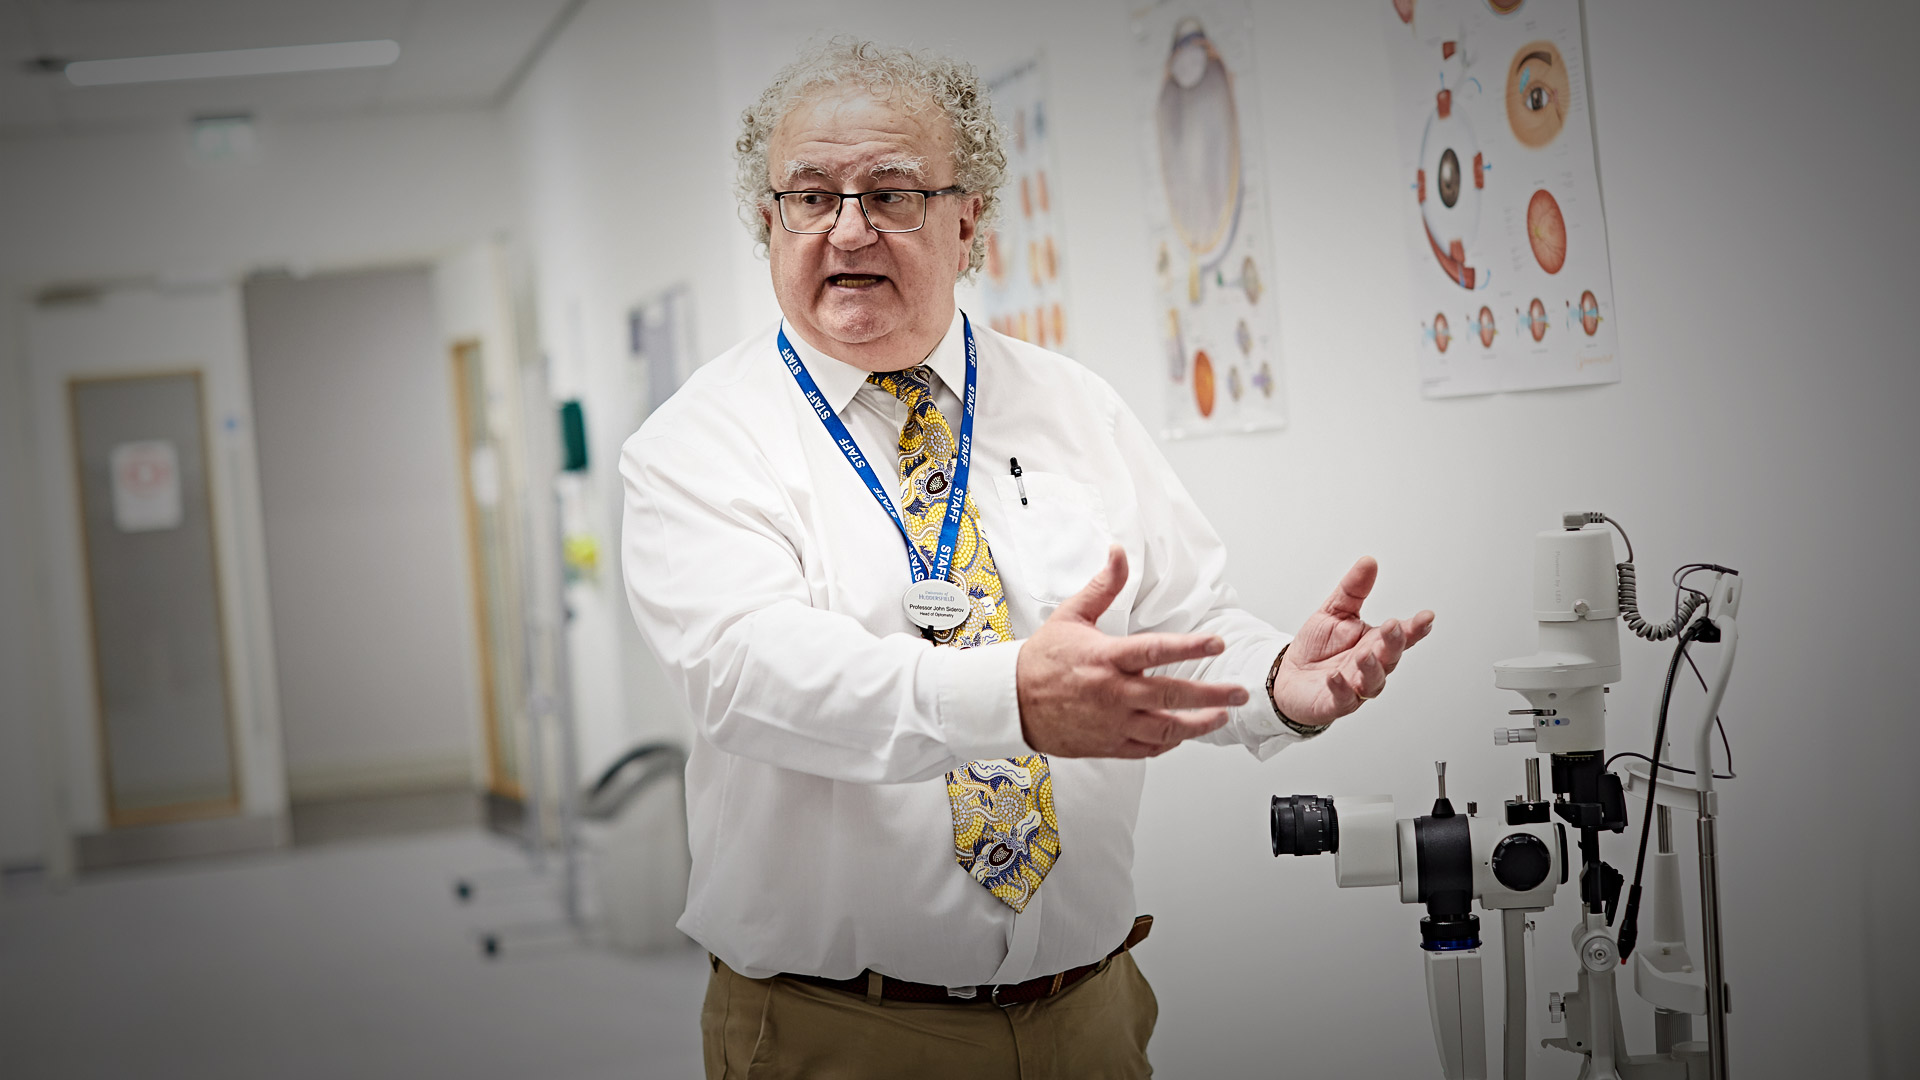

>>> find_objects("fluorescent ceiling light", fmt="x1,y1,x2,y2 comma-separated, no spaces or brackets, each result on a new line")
65,40,400,87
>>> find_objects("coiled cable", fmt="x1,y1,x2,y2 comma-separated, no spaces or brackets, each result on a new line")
1618,561,1704,641
1565,510,1705,641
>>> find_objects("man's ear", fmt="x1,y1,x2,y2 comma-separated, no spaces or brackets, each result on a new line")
955,194,982,272
957,193,982,240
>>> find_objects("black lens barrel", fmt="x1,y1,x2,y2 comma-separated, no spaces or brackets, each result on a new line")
1271,794,1339,856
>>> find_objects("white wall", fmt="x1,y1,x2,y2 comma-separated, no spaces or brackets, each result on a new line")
1139,5,1917,1075
504,0,1919,1075
242,266,483,798
0,108,518,864
0,292,57,869
1131,1,1917,1072
0,109,515,286
25,284,288,836
501,0,737,777
431,240,539,796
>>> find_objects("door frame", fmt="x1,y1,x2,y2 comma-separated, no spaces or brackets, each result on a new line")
66,368,243,828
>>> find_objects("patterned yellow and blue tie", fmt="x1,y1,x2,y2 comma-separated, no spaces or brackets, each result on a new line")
869,366,1060,913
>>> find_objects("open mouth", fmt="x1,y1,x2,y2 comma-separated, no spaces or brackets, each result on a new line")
827,273,887,289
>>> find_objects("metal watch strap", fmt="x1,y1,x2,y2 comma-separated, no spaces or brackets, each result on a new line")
1266,644,1327,739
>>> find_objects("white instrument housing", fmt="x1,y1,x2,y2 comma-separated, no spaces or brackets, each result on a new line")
1493,527,1622,755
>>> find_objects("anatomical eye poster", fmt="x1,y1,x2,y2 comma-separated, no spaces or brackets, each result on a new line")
972,54,1074,358
1384,0,1620,397
1133,0,1288,437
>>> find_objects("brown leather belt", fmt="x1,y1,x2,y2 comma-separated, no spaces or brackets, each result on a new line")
780,914,1152,1007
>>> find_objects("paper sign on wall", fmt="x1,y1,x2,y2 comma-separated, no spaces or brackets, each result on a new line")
469,444,501,509
629,283,698,417
109,440,183,532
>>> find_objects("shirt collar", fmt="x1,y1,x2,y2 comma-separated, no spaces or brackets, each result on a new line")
779,308,968,412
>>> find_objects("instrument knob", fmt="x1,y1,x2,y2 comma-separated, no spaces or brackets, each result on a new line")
1491,833,1552,892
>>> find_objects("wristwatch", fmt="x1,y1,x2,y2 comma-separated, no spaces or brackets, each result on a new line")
1265,644,1328,739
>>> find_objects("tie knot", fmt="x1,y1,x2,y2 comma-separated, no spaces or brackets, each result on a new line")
868,366,932,405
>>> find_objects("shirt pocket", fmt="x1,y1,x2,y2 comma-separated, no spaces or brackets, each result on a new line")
990,471,1113,605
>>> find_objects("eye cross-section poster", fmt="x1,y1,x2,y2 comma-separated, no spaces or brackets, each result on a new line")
1385,0,1620,397
1135,0,1288,437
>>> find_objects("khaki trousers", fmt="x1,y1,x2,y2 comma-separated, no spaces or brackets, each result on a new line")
701,953,1158,1079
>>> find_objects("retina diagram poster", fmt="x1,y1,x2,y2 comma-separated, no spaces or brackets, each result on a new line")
1385,0,1621,397
969,54,1074,358
1133,0,1287,437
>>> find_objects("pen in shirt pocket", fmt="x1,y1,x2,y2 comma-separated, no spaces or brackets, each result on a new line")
1009,457,1027,505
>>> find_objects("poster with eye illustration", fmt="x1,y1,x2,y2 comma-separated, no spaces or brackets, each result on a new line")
1133,0,1287,437
969,54,1074,358
1386,0,1620,397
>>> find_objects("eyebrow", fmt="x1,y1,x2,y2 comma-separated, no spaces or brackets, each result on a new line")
779,159,833,186
1518,50,1554,68
777,157,930,188
871,157,929,182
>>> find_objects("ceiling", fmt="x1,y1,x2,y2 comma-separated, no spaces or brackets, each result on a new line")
0,0,577,137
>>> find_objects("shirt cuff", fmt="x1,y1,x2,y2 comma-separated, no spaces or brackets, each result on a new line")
1198,635,1308,761
1225,634,1294,738
927,638,1031,762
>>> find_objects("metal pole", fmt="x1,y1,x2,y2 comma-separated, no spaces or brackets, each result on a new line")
517,556,547,867
1690,602,1739,1080
1698,803,1730,1080
550,484,582,928
1502,908,1528,1080
515,364,555,871
522,682,549,869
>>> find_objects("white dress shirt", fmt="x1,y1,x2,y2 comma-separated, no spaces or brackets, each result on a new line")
620,308,1301,986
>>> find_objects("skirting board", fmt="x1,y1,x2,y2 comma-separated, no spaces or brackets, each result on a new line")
286,753,477,802
77,813,288,872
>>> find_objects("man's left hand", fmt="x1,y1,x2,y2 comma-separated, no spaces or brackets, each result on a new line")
1270,556,1435,727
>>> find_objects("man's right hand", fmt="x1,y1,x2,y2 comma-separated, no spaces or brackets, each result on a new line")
1014,545,1246,758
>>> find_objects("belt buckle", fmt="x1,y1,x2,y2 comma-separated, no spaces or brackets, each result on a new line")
989,982,1014,1008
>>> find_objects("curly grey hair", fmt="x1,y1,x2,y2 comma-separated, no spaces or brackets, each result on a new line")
734,38,1007,277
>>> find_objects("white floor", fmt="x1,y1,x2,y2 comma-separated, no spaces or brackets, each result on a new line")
0,827,709,1080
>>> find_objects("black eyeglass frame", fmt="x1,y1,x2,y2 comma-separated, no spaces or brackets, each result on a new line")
770,186,967,234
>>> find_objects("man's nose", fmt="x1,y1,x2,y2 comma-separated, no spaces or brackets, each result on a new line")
827,196,879,250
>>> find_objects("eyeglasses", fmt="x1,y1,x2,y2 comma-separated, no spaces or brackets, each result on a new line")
771,186,965,234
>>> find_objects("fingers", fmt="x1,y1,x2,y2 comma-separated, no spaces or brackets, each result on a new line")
1323,668,1363,715
1349,648,1387,700
1105,630,1226,674
1061,709,1230,760
1344,612,1434,697
1333,618,1405,701
1116,674,1248,712
1122,707,1231,747
1268,606,1435,725
1052,544,1129,627
1369,619,1407,673
1321,556,1378,617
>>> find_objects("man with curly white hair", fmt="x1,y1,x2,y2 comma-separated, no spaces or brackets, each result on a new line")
621,38,1432,1078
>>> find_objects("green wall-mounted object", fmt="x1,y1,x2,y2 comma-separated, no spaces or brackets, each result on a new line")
559,400,588,472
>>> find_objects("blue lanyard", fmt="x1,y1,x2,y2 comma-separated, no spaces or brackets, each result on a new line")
776,314,978,585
